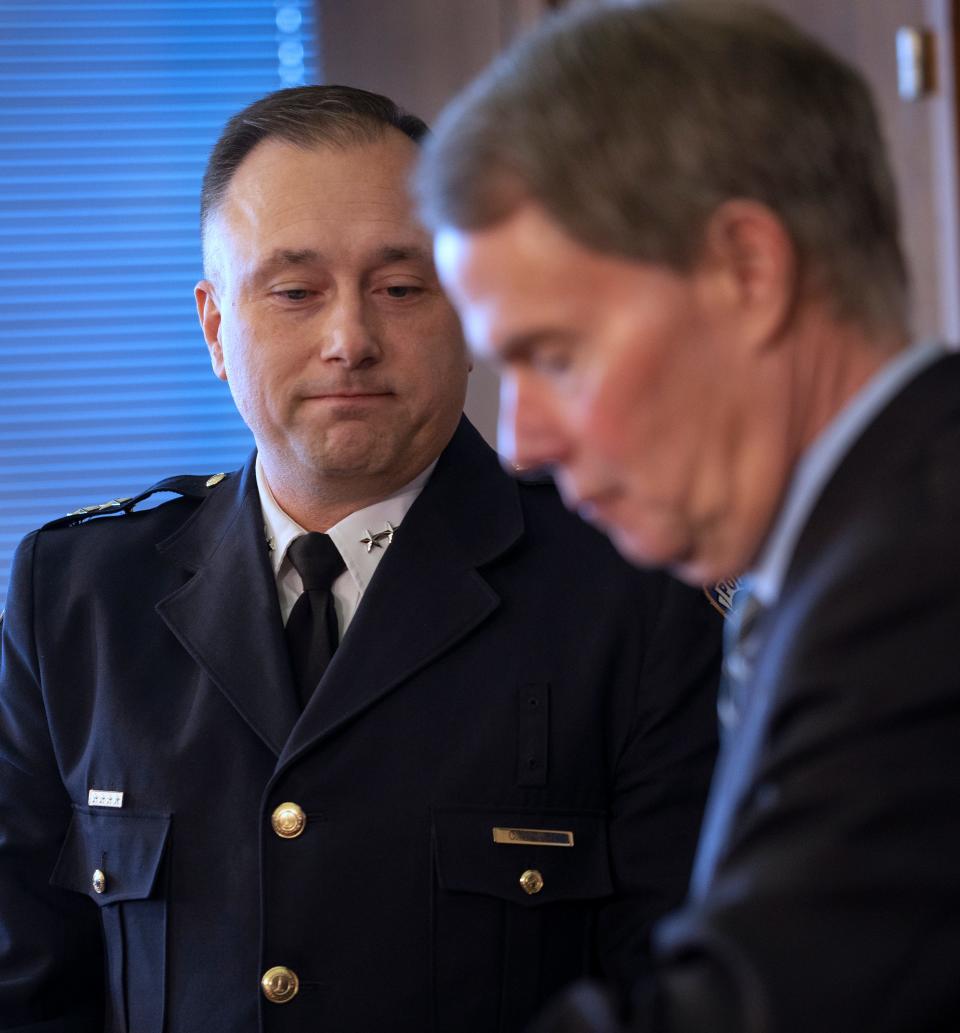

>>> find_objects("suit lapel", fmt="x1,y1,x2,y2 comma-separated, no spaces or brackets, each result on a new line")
789,351,960,579
155,456,301,756
689,618,779,898
278,419,524,767
693,353,960,897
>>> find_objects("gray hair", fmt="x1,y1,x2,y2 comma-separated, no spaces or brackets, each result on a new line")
201,84,428,267
417,1,908,333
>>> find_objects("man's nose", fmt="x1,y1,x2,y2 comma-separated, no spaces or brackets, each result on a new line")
497,373,570,474
319,293,382,368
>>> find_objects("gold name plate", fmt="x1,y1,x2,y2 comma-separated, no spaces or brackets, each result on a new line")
492,827,574,847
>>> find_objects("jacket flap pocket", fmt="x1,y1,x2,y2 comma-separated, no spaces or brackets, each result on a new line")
49,808,171,905
432,807,612,907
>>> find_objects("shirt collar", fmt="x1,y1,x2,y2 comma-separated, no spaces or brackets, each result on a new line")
749,340,947,607
255,457,435,594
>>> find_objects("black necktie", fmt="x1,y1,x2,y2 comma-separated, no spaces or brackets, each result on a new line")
284,533,346,708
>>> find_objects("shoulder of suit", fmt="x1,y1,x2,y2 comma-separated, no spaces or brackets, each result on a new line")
38,470,233,532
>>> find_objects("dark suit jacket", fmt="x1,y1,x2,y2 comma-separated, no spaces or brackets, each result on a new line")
0,419,720,1033
532,354,960,1033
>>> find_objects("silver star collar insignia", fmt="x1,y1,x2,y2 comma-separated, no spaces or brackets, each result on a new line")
360,521,397,553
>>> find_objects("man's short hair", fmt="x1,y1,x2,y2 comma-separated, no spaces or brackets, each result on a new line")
417,0,908,333
201,84,428,269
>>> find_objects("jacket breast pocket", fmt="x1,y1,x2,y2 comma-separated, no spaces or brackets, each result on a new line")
431,807,613,1033
49,808,171,1033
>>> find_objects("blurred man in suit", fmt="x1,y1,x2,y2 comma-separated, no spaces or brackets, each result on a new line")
0,84,720,1032
419,2,960,1030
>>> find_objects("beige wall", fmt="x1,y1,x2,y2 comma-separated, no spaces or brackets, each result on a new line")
319,0,546,120
751,0,960,343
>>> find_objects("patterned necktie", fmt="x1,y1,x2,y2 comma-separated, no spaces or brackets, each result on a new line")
718,584,764,735
284,533,346,709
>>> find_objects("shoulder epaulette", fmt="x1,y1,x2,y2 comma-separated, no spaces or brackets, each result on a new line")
40,471,230,531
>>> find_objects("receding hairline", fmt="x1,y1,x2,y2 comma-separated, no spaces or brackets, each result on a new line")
204,122,419,218
201,127,424,279
200,83,430,276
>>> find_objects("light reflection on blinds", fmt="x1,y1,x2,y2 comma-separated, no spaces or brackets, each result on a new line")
0,0,319,607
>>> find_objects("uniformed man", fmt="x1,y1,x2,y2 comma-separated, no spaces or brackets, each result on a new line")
0,85,720,1033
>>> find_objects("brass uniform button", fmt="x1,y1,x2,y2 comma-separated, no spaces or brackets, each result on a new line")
271,802,306,839
519,868,544,895
205,472,226,488
261,965,299,1003
92,869,106,894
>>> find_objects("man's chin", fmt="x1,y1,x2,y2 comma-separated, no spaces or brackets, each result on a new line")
299,423,384,471
602,522,707,585
604,523,670,569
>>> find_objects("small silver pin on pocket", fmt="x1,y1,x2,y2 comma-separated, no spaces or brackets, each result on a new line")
88,789,124,808
492,827,574,847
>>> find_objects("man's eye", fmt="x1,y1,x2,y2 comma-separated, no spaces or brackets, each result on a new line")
383,285,422,299
532,349,573,375
273,288,311,302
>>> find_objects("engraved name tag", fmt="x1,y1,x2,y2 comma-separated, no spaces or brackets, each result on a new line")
88,789,124,808
492,827,574,847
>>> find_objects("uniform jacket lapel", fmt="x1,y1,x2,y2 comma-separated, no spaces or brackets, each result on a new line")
155,456,301,756
278,418,524,767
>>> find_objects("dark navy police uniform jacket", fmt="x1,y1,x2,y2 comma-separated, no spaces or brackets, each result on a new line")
0,419,720,1033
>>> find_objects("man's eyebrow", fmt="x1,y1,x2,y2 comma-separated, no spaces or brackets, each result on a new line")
379,244,431,265
251,249,324,284
499,328,573,362
251,246,430,283
274,248,321,264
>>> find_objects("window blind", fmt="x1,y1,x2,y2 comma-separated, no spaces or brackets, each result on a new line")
0,0,319,608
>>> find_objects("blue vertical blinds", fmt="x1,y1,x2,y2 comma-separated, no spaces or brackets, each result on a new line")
0,0,318,607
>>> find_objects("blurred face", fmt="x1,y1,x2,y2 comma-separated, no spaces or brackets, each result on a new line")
196,132,470,506
435,202,789,584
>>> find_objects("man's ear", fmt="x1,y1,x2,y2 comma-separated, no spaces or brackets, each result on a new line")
696,199,798,353
195,280,227,381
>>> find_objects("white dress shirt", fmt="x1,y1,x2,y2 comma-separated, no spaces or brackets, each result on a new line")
255,456,435,633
